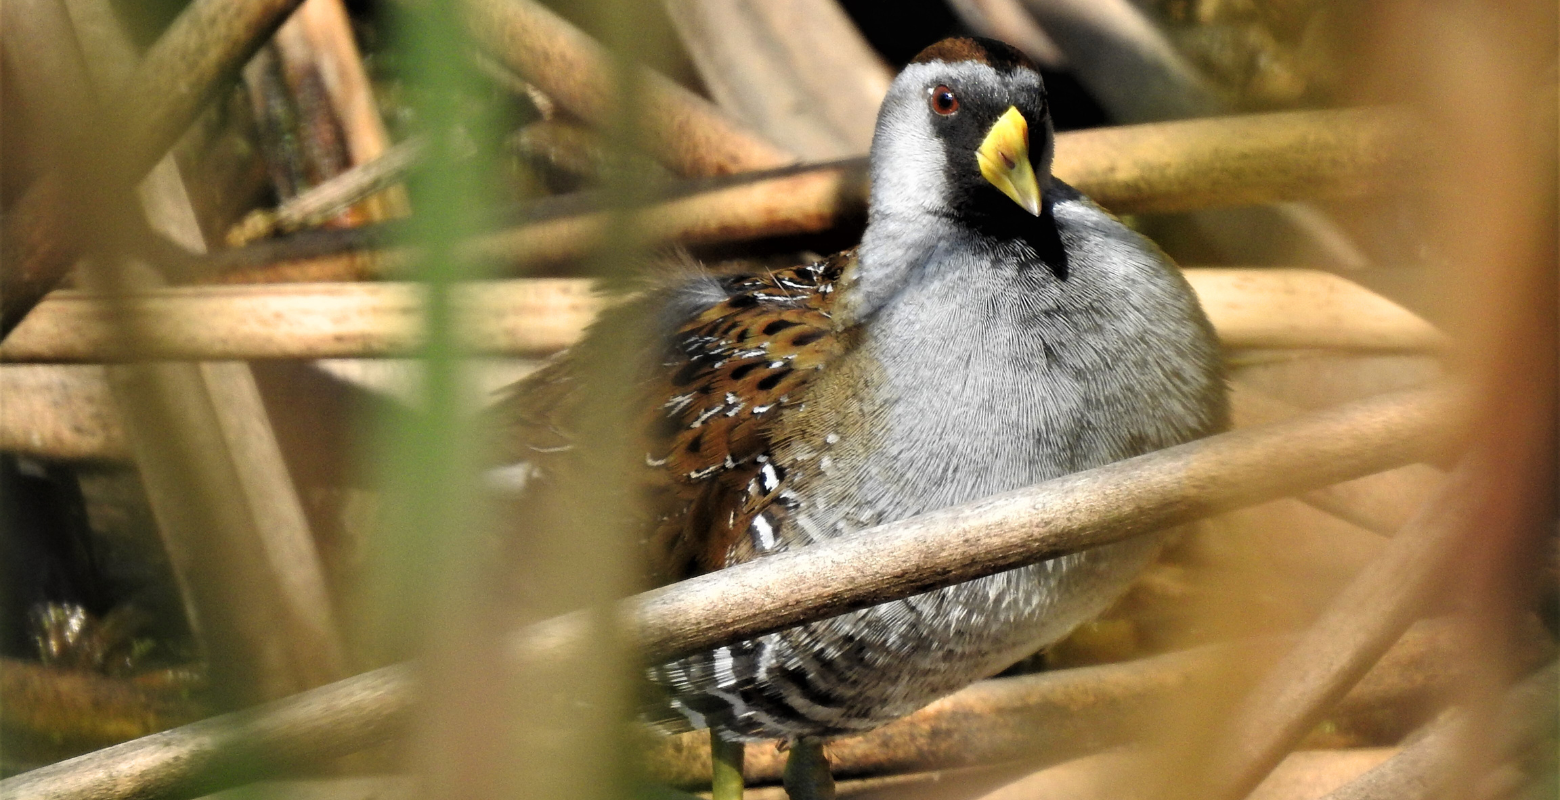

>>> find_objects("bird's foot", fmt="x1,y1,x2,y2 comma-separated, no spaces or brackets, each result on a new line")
711,728,746,800
782,737,835,800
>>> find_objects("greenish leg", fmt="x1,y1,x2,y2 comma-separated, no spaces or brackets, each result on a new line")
782,737,835,800
711,728,746,800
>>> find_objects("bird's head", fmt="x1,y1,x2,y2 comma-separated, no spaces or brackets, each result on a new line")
868,37,1053,226
843,37,1054,322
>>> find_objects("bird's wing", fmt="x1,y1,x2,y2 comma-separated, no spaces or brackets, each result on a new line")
489,250,855,586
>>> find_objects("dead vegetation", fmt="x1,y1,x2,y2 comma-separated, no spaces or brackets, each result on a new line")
0,1,1553,799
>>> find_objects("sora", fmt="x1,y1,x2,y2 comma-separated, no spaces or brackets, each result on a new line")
494,37,1228,798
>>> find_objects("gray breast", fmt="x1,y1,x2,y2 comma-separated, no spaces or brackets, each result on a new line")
800,195,1224,530
648,197,1226,741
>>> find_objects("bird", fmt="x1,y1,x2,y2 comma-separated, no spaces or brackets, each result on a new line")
492,36,1228,799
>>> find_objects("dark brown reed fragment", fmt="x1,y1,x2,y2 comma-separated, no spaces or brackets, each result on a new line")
0,658,208,767
227,136,427,245
289,0,405,192
0,0,307,337
242,44,317,204
0,389,1463,800
271,12,353,193
234,0,408,247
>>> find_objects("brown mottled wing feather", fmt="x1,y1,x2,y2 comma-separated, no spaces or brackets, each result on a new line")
489,250,854,586
649,252,852,582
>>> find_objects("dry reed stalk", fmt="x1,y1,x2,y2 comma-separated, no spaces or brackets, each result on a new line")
0,269,1441,363
1057,109,1415,214
191,107,1420,284
0,0,308,336
1228,349,1445,414
884,636,1551,800
1197,0,1558,793
0,365,127,460
616,387,1463,667
1317,662,1557,800
1016,0,1371,270
460,0,794,176
663,0,890,159
948,748,1396,800
0,388,1465,800
0,0,100,169
1194,453,1493,799
510,120,673,184
0,659,207,766
61,0,348,703
1230,383,1444,535
645,617,1518,787
228,138,427,245
1020,0,1220,120
0,370,1442,558
1186,269,1445,351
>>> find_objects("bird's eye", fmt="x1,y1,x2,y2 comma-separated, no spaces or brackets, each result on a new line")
929,85,959,116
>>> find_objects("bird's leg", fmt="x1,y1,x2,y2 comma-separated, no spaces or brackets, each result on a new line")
782,737,835,800
710,728,745,800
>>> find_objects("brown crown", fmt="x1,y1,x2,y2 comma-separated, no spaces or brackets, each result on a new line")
910,37,1036,74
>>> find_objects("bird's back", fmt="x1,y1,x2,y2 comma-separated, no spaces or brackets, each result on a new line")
491,252,856,587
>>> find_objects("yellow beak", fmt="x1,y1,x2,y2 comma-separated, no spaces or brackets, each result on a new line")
976,106,1043,216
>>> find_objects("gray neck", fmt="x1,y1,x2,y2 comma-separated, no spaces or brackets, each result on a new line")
847,207,955,322
843,61,973,322
847,113,1055,322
